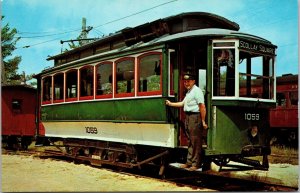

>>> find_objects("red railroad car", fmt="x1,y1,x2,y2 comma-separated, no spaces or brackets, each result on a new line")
1,85,37,149
270,74,298,147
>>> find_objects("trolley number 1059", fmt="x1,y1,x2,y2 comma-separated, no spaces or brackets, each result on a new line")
244,113,260,121
85,126,98,134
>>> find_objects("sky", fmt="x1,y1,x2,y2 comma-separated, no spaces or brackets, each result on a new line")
2,0,299,78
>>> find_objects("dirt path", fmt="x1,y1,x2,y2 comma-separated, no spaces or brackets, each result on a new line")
2,154,214,192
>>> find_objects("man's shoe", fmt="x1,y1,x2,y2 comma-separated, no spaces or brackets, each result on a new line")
180,164,191,169
188,166,200,171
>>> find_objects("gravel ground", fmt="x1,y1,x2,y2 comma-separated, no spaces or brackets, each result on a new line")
1,154,214,192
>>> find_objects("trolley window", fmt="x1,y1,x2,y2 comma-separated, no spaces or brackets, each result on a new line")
53,73,64,102
42,76,52,104
239,53,274,100
137,52,162,96
115,57,135,97
96,62,113,99
213,48,236,96
212,40,275,101
66,69,78,101
79,66,94,100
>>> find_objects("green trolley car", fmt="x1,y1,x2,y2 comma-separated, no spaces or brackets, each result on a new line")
35,12,277,172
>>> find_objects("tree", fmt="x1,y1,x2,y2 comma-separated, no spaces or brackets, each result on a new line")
1,16,22,85
1,16,36,86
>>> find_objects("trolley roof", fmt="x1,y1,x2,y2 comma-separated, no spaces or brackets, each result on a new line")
47,12,239,61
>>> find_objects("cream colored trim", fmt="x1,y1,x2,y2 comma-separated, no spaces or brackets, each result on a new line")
43,121,176,148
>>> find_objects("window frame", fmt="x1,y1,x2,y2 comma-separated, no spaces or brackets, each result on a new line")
53,72,65,103
137,51,162,96
79,65,94,101
42,76,53,105
114,57,135,98
212,39,276,102
238,47,275,101
65,69,79,102
212,39,238,99
95,61,113,99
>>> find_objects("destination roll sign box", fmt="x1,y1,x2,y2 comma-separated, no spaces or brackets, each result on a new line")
239,40,276,55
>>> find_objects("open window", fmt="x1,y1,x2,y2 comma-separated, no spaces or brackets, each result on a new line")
137,52,162,96
53,73,64,103
80,66,94,100
213,48,236,96
96,62,113,99
42,76,52,104
212,41,236,97
115,57,135,97
239,51,275,100
66,69,78,101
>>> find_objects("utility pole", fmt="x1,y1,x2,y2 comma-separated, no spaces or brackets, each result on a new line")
80,17,93,45
60,17,95,52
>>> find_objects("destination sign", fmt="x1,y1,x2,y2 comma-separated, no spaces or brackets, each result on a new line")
239,40,276,55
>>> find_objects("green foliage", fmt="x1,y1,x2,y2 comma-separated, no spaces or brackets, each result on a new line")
1,16,36,86
1,16,20,84
1,19,20,58
144,75,160,91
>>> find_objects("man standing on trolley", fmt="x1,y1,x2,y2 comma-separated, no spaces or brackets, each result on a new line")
166,72,208,171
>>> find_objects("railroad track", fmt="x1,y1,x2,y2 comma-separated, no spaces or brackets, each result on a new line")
3,149,42,156
270,153,298,159
2,147,298,191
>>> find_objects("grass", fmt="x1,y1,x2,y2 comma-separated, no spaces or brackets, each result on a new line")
268,146,299,165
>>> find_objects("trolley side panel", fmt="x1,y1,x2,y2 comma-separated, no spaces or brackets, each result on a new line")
206,105,270,156
41,98,168,122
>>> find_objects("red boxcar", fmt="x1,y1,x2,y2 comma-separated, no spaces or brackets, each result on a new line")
270,74,298,147
270,74,298,128
2,85,37,149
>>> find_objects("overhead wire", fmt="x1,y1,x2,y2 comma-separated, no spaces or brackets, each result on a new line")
17,27,81,35
16,0,178,49
16,37,63,49
16,28,81,39
93,0,178,29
